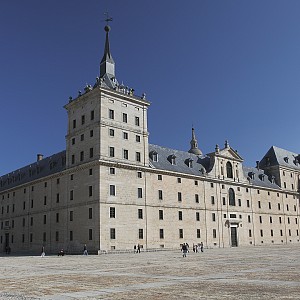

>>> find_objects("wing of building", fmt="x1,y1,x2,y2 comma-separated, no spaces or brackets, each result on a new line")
0,25,299,254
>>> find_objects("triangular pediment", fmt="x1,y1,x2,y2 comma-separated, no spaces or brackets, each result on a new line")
215,147,243,162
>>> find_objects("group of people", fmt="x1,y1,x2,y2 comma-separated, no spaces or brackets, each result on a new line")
181,242,204,257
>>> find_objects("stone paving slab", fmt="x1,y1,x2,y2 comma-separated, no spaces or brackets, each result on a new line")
0,245,299,299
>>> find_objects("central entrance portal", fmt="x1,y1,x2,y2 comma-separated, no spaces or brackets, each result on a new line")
230,227,238,247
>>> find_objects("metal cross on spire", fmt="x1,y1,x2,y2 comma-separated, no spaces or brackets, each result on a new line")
104,12,113,25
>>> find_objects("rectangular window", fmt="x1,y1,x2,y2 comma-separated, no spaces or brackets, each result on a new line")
81,115,85,125
109,109,114,119
139,229,143,239
80,134,84,141
110,185,116,196
260,229,263,237
136,152,141,162
158,190,163,200
178,192,182,202
56,213,59,223
30,233,33,243
89,229,93,240
72,155,75,164
89,148,94,158
247,200,250,208
270,216,273,223
43,232,46,242
177,178,181,183
210,183,214,188
123,132,128,139
56,231,59,241
195,194,199,203
72,138,75,145
123,149,129,160
70,211,73,221
123,113,128,123
110,167,115,175
279,216,282,223
259,216,262,223
44,196,47,205
30,217,33,226
110,207,115,218
159,229,164,239
137,171,142,178
56,193,60,203
179,229,184,239
158,175,162,180
212,213,216,222
136,135,141,142
159,210,163,220
211,196,215,205
258,201,261,209
70,231,73,241
23,201,26,210
110,228,116,239
91,110,94,120
138,188,143,198
80,151,84,161
109,128,115,136
268,202,271,209
249,229,252,237
89,208,93,219
43,215,46,224
90,130,94,137
213,229,217,239
196,212,200,221
197,229,201,238
178,211,183,220
89,168,93,175
138,209,143,219
135,116,140,126
223,197,226,205
248,215,251,223
70,190,74,201
89,186,93,197
238,199,241,206
73,119,76,129
271,229,274,237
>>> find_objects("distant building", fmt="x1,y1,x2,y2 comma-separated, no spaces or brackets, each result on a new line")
0,25,299,254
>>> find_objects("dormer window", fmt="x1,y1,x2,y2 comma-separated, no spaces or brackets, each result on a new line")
185,158,193,168
284,156,289,163
150,151,158,162
259,174,265,181
248,172,255,180
168,154,176,165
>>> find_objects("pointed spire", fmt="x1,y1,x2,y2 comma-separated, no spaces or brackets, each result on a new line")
188,128,202,156
100,25,115,79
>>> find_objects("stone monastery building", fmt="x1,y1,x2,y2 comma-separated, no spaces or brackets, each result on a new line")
0,25,300,254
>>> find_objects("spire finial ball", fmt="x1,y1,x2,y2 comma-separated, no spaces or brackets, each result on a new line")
104,25,111,32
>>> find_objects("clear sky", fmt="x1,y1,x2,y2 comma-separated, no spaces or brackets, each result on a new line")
1,0,300,176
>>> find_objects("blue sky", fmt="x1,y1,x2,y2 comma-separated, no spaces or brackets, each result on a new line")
1,0,300,175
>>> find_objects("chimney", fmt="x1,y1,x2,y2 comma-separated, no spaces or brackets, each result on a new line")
37,154,44,162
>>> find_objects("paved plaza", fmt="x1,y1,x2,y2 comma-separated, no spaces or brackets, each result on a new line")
0,244,299,299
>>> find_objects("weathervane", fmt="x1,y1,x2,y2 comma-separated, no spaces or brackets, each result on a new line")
104,12,113,25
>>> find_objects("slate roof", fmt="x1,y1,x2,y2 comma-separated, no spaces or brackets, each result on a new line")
260,146,300,171
0,151,66,192
148,144,210,176
242,166,280,189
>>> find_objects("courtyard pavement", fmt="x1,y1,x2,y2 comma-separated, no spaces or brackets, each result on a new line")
0,244,299,299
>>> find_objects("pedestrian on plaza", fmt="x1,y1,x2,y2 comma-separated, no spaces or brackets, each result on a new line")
137,244,141,253
83,244,88,256
181,243,188,257
41,246,45,257
200,242,204,253
134,245,136,253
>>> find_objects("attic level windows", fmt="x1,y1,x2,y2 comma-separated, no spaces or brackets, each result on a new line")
226,162,233,178
284,156,289,163
150,151,158,162
168,154,176,165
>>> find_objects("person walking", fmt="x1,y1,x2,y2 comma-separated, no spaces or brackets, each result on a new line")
41,246,45,257
83,244,88,255
137,244,141,253
181,243,188,257
200,242,204,253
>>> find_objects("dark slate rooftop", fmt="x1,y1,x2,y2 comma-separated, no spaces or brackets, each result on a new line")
0,151,66,192
149,144,210,176
243,166,280,189
260,146,300,171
